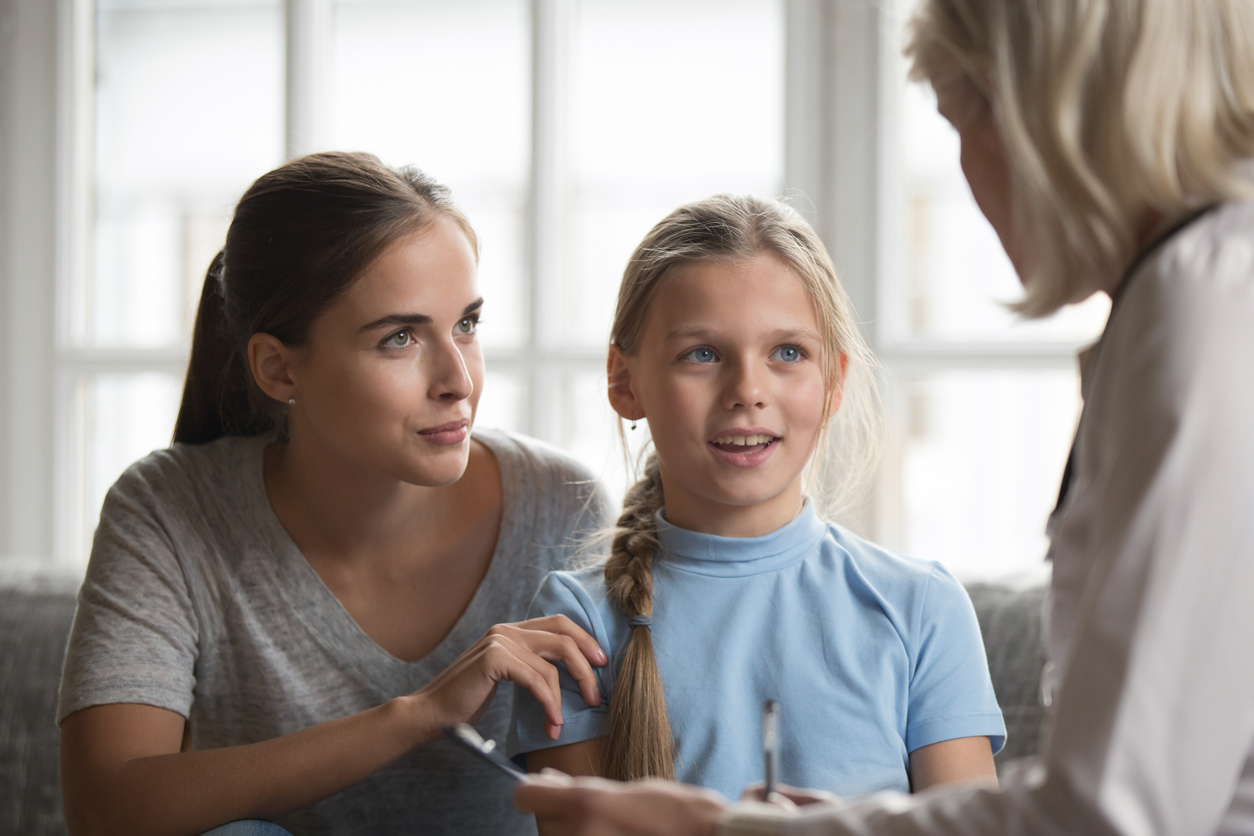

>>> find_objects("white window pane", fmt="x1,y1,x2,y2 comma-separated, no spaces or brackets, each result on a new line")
84,372,184,558
891,2,1109,343
564,0,784,348
894,369,1079,580
476,371,527,437
549,371,646,512
91,0,284,348
331,0,530,350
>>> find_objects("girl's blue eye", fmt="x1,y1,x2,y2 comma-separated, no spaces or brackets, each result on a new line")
382,330,412,349
455,316,479,335
772,345,803,363
683,347,718,364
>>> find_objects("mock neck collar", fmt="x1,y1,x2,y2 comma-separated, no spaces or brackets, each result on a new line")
654,500,826,577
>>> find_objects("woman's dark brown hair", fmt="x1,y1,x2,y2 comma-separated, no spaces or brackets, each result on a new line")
172,151,477,445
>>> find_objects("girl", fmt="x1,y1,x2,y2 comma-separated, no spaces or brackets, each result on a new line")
508,195,1005,805
57,152,607,836
516,0,1254,833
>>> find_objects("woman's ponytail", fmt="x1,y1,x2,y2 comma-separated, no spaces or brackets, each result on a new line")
173,252,262,444
601,453,675,780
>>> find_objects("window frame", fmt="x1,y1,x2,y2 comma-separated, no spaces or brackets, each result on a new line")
2,0,1090,569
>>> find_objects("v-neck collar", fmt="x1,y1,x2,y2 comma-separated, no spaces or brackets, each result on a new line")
243,429,530,692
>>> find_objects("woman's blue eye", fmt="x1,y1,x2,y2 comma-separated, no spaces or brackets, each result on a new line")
772,345,803,363
683,347,718,363
455,316,479,335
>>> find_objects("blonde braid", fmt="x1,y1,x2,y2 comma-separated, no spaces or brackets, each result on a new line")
601,454,676,780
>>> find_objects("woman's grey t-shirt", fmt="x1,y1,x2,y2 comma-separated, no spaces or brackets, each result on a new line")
58,427,607,836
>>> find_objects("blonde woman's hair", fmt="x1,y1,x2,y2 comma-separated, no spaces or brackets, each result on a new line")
600,194,880,780
906,0,1254,317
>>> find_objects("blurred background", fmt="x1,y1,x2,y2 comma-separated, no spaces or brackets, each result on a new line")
0,0,1108,580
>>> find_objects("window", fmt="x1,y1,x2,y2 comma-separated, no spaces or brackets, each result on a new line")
63,0,784,563
8,0,1097,580
876,1,1108,577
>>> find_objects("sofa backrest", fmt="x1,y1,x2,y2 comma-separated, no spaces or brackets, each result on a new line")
0,579,1049,835
965,582,1050,765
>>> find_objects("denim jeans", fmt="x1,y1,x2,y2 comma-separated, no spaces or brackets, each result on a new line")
198,821,293,836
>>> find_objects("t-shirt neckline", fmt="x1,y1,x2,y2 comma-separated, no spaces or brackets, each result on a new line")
243,428,531,686
654,500,827,577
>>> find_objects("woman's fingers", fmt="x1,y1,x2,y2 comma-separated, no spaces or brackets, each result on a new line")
741,782,837,807
515,777,728,836
420,618,608,741
479,635,567,736
519,614,608,666
514,628,604,709
487,618,606,709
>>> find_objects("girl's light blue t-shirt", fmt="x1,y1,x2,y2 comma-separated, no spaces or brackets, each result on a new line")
508,502,1006,801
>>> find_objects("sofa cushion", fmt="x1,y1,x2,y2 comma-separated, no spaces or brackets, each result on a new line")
0,573,1048,833
1,582,77,836
965,581,1049,765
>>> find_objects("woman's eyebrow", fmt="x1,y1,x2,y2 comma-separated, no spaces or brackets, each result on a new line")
358,298,484,333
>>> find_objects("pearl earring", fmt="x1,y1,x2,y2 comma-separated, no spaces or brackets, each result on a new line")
288,397,296,406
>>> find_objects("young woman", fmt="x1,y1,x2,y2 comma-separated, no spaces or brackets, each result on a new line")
508,195,1005,810
57,152,608,836
514,0,1254,833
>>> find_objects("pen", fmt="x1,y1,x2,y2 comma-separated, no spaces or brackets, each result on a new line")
762,700,780,799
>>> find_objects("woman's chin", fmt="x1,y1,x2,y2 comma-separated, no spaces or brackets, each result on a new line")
394,448,472,488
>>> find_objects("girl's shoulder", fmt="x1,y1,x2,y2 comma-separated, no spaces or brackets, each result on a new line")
820,522,971,624
530,564,610,619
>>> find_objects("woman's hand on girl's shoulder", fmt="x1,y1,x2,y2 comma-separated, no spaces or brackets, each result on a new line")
411,615,608,743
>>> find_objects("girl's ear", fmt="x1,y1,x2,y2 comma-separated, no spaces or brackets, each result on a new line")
826,352,850,419
607,345,645,422
248,332,300,404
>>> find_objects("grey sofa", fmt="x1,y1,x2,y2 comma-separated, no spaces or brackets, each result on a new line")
0,575,1048,836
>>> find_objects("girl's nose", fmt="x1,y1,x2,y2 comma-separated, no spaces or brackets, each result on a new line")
723,358,766,410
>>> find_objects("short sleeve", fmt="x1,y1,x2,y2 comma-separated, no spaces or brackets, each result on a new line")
507,571,613,758
905,564,1007,754
57,466,200,724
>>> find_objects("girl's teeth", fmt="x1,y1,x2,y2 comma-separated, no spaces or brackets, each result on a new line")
714,434,772,446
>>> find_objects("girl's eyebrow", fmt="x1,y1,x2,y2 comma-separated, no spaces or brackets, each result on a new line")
358,298,483,333
664,326,719,342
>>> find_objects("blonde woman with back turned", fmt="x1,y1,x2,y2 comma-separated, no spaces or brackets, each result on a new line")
514,0,1254,833
508,194,1007,820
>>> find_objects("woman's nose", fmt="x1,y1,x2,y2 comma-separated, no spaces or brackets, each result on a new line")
429,338,474,402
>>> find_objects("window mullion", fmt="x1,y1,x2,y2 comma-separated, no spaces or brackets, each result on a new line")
526,0,571,443
285,0,330,159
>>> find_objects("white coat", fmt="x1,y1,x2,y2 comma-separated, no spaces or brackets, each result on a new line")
722,200,1254,836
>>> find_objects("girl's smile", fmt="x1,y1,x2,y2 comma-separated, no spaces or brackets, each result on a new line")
708,427,782,467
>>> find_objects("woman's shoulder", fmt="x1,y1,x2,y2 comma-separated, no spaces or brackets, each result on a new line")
475,427,610,534
475,426,597,484
105,434,267,516
1143,201,1254,309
